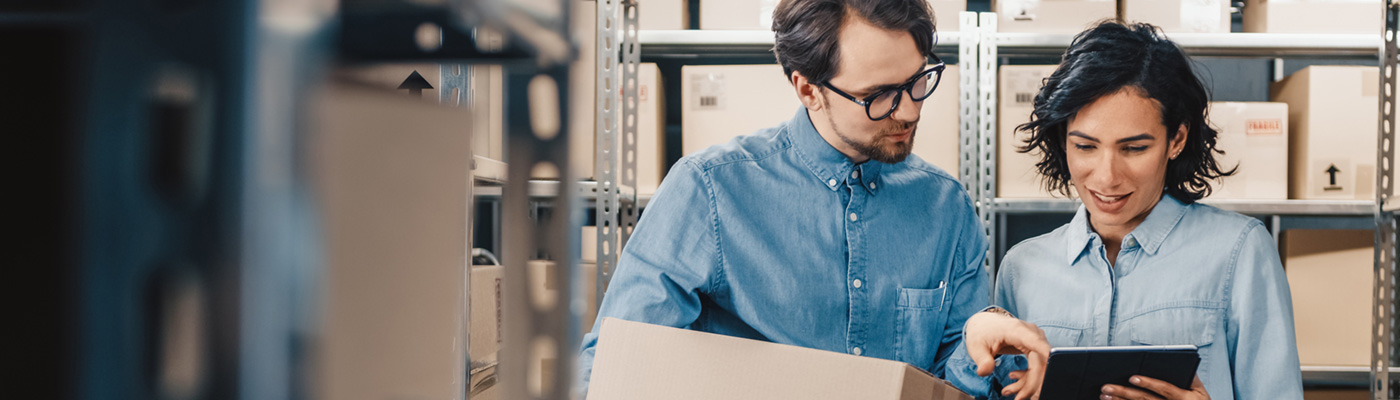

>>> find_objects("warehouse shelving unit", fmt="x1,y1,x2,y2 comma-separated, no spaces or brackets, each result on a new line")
971,9,1400,397
632,6,1400,397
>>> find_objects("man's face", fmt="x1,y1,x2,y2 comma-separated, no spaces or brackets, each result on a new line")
816,16,929,164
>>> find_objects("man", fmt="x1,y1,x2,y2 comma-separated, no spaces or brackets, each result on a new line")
577,0,1049,398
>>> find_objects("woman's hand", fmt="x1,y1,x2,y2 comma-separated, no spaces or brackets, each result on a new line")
1100,375,1209,400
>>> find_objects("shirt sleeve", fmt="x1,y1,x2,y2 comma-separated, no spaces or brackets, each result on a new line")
575,158,721,394
938,193,1013,399
1226,222,1304,399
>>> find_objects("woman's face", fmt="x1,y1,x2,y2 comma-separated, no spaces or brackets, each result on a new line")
1065,88,1187,238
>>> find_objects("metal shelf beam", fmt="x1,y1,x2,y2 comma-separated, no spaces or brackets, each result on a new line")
994,32,1381,58
992,198,1375,216
639,30,963,59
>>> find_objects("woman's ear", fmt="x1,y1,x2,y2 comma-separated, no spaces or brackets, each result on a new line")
1168,123,1189,160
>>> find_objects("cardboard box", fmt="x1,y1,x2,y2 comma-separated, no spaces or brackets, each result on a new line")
586,318,973,400
700,0,966,31
527,260,599,335
996,65,1058,198
636,63,668,196
1205,102,1289,200
1283,229,1374,367
312,82,470,400
641,0,689,30
469,64,505,161
994,0,1117,33
333,63,506,162
1119,0,1230,33
682,64,963,174
1243,0,1382,34
1269,66,1377,200
470,265,504,363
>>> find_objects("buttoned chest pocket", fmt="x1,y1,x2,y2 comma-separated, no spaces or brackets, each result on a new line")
1037,323,1088,348
1125,306,1220,377
895,286,948,368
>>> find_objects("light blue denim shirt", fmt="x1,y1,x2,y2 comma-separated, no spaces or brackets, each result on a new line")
947,194,1303,399
576,107,991,392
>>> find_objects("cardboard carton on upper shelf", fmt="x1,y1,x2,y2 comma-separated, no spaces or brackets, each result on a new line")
1243,0,1382,34
993,0,1117,33
681,64,964,175
1269,65,1378,200
1119,0,1230,33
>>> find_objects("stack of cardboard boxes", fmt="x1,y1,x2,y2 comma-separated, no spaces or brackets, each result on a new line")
698,0,967,31
681,64,965,175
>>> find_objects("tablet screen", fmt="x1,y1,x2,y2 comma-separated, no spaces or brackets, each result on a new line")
1039,345,1200,400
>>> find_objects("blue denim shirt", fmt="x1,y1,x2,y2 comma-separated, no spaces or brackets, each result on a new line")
946,194,1304,400
576,107,991,392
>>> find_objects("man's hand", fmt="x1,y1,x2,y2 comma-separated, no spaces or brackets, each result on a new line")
963,310,1051,400
1101,375,1210,400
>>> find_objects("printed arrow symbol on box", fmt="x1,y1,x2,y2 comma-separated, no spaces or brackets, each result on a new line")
1325,164,1341,186
399,70,434,97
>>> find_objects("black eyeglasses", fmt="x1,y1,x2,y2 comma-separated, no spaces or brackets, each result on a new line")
821,54,946,121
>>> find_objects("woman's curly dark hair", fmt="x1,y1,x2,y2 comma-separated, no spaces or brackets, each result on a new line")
1018,21,1234,203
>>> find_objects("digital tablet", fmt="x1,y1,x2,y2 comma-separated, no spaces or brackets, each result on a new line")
1038,345,1200,400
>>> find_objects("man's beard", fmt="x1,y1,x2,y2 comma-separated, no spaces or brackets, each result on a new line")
827,113,918,164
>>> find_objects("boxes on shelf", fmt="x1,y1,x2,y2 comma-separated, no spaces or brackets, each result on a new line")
328,63,507,162
641,0,690,30
1269,66,1377,200
1283,229,1373,367
700,0,966,31
586,318,973,400
993,0,1117,33
681,64,963,174
527,260,599,335
636,63,668,196
698,0,771,30
1119,0,1230,33
313,82,471,400
1205,102,1289,200
931,0,969,31
469,65,505,161
681,64,799,154
996,65,1058,199
470,264,504,362
1243,0,1382,34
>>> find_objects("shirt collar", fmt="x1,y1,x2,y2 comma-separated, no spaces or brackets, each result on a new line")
786,107,885,194
1064,193,1190,264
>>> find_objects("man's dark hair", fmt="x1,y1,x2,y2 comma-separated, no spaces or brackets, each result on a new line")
1018,21,1235,202
771,0,937,83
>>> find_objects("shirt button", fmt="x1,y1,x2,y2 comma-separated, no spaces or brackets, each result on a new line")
869,182,876,189
851,170,860,179
828,178,837,187
849,213,858,222
1126,237,1138,247
853,279,862,288
853,347,862,356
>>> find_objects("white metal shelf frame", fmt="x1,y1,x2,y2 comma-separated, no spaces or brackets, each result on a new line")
1374,3,1398,399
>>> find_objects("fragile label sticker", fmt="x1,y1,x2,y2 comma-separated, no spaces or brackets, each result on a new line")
1245,118,1282,135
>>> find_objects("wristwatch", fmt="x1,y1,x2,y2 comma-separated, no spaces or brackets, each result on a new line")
980,305,1014,318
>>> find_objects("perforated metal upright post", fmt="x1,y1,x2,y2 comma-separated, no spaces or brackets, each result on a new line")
958,12,980,198
977,12,999,280
596,0,622,310
499,3,580,400
1375,2,1399,399
613,0,641,301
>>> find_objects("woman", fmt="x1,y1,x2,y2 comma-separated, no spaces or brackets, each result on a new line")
977,21,1302,400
